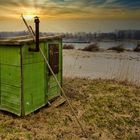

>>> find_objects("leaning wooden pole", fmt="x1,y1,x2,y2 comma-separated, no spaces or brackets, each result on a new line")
21,14,36,41
39,48,88,137
21,15,88,138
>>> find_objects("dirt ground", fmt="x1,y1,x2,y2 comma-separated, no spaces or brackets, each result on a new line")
0,78,140,140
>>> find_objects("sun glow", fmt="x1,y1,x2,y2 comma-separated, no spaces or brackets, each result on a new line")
23,14,35,20
22,8,41,20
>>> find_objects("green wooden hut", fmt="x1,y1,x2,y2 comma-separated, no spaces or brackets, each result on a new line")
0,36,63,116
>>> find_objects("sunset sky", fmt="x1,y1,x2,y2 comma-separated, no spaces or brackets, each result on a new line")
0,0,140,32
0,0,140,20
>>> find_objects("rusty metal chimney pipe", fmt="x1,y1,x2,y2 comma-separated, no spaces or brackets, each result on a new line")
34,16,40,51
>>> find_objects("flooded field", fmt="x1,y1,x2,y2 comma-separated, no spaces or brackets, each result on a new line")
63,50,140,86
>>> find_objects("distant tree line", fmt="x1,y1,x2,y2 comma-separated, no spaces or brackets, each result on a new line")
116,30,140,40
0,31,28,38
63,30,140,42
0,30,140,41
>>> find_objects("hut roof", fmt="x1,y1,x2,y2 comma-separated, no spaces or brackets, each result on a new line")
0,35,63,46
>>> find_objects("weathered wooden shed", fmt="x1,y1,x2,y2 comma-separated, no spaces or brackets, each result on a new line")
0,36,63,116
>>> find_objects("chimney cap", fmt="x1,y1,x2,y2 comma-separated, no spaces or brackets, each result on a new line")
34,16,39,19
34,16,40,23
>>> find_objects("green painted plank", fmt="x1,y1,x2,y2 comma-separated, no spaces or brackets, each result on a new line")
23,62,45,114
0,81,21,115
0,46,20,66
22,43,45,115
0,45,21,115
22,44,44,65
1,84,21,98
0,65,21,87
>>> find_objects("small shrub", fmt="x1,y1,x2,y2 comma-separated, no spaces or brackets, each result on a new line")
82,43,100,52
108,44,125,53
133,44,140,52
63,44,75,49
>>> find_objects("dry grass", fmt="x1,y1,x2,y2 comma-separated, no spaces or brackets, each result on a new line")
105,57,140,87
0,78,140,140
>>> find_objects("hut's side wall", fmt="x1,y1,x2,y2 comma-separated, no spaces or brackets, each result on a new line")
22,43,46,115
0,46,21,115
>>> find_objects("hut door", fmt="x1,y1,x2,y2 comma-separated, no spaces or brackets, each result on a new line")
48,44,59,75
47,44,60,100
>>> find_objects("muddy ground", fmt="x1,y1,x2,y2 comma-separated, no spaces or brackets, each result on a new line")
0,78,140,140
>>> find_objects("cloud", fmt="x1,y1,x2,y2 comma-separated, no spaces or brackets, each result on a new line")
0,0,139,19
